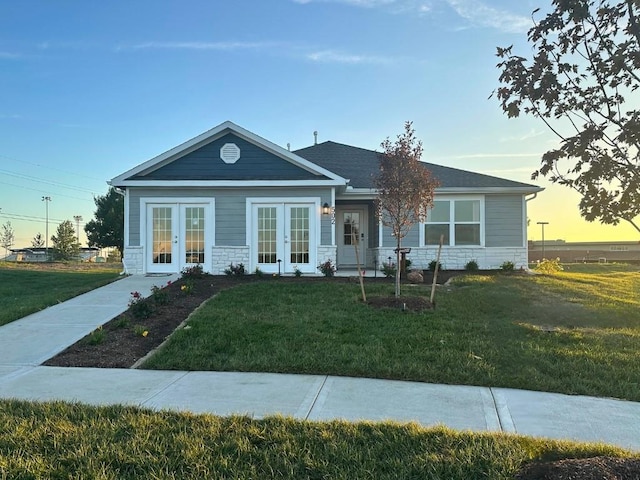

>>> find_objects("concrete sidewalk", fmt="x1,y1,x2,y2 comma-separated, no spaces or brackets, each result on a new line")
0,275,638,452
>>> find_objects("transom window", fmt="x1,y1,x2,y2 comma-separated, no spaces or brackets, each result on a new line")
424,199,481,246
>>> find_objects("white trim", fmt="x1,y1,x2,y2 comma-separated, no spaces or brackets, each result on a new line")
423,195,485,247
110,121,348,186
123,188,130,249
330,187,336,246
245,196,321,274
139,196,215,274
522,195,527,249
113,179,346,188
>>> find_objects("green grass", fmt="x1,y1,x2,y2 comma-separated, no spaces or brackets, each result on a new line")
0,263,121,326
144,264,640,401
0,399,632,479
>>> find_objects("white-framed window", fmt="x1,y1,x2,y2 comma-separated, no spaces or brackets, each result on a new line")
424,198,482,246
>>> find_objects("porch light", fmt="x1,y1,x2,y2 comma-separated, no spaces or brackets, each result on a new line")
322,202,331,215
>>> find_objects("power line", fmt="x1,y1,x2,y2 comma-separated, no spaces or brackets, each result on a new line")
0,168,101,194
0,153,105,183
0,180,96,202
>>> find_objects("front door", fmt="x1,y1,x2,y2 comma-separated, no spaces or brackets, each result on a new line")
337,209,366,267
252,203,316,274
146,203,210,273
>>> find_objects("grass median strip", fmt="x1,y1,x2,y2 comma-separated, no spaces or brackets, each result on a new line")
0,399,632,479
143,265,640,401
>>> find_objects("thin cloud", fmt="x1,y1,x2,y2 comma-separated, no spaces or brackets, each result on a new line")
445,0,532,33
292,0,433,15
0,51,21,59
433,152,541,160
307,49,393,65
120,41,281,52
499,129,546,143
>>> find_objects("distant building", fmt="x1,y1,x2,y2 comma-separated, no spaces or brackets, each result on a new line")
529,240,640,264
6,247,99,262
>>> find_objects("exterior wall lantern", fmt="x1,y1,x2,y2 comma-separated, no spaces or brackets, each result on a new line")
322,202,331,215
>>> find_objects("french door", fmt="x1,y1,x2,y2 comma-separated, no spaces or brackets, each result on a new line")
252,203,316,274
147,203,210,273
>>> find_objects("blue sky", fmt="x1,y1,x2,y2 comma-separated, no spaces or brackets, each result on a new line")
1,0,638,248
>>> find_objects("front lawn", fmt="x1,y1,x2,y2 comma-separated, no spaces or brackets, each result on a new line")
143,265,640,401
0,399,632,479
0,263,122,326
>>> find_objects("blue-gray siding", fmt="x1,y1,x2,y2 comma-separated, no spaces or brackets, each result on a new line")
382,224,419,248
485,195,524,247
132,133,325,181
127,187,332,247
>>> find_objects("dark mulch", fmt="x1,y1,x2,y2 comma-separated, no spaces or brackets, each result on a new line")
515,456,640,480
45,272,449,369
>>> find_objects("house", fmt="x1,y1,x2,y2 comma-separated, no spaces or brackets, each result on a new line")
109,121,543,275
6,247,99,262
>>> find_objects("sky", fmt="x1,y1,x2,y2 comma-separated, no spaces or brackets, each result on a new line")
1,0,638,249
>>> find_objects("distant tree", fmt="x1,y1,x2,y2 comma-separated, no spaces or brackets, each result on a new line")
85,187,124,256
494,0,640,234
31,232,45,248
51,220,80,261
1,221,15,259
374,122,439,298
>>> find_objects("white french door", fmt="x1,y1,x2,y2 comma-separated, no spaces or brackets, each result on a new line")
146,203,211,273
252,203,316,274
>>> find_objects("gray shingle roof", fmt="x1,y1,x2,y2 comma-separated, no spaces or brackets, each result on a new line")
294,141,540,191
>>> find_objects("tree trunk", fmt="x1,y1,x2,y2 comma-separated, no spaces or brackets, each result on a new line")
395,238,401,298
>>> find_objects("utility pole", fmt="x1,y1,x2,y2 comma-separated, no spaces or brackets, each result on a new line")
537,221,549,260
73,215,83,243
42,196,51,260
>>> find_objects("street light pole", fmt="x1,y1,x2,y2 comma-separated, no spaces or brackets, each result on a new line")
536,221,549,260
73,215,83,243
42,196,51,260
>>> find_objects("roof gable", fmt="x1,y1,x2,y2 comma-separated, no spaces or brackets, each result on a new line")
294,141,543,193
110,121,347,187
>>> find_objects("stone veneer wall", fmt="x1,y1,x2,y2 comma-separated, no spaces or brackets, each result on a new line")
317,245,338,272
371,247,528,271
123,246,144,275
211,246,250,275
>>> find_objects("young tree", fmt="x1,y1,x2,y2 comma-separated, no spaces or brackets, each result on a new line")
1,221,15,259
51,220,80,261
85,187,124,256
31,233,45,248
494,0,640,234
374,122,439,298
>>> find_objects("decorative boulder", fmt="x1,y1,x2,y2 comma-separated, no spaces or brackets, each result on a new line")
407,271,424,283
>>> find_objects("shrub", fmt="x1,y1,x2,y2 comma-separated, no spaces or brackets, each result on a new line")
133,325,149,337
428,260,444,272
535,257,564,274
150,282,170,306
500,260,515,272
254,267,264,277
181,264,204,279
380,262,396,278
128,291,154,320
224,263,246,276
87,327,105,345
318,259,336,277
293,266,302,277
465,260,479,271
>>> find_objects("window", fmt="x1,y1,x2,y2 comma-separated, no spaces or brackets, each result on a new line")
424,199,481,246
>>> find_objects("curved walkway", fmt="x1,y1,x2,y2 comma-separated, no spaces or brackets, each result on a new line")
0,275,638,452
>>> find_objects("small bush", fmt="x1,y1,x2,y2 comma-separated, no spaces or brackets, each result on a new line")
380,262,396,278
293,266,302,277
181,264,204,279
254,267,263,277
87,327,105,345
133,325,149,337
500,260,515,272
535,257,564,274
150,283,170,306
318,259,336,277
428,260,444,272
465,260,479,271
128,291,154,320
180,280,194,295
224,263,245,276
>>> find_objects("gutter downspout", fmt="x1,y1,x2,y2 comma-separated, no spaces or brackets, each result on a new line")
524,193,538,271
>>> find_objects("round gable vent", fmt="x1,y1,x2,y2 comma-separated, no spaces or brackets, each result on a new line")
220,143,241,164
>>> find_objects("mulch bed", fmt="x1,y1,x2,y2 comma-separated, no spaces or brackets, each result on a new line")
515,456,640,479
